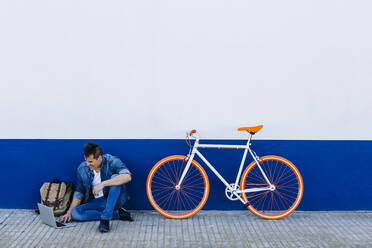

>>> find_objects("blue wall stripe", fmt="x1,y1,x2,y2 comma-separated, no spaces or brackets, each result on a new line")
1,139,372,210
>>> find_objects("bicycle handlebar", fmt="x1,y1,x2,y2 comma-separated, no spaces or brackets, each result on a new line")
187,129,198,139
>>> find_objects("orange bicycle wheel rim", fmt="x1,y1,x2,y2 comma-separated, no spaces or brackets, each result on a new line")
240,155,303,220
146,155,210,219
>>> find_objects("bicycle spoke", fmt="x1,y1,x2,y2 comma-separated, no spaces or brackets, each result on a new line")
181,190,196,207
151,178,174,187
245,183,268,186
247,191,268,198
151,187,174,194
182,186,205,194
182,190,201,207
158,166,176,185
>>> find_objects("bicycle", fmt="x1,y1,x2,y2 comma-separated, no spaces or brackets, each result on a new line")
146,125,303,220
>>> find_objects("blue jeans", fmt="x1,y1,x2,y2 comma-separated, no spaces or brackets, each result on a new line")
71,184,127,221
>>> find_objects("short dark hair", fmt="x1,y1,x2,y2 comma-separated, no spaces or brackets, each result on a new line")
84,142,102,159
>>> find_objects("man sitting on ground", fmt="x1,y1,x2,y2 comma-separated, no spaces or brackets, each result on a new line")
59,142,133,232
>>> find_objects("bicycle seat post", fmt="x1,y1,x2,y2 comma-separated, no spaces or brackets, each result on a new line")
247,133,253,146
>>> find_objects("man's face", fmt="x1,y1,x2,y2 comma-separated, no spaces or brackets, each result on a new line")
85,154,102,171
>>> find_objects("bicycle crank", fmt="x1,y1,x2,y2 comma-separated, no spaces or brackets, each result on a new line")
224,183,240,201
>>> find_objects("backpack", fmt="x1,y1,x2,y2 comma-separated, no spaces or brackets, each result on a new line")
40,179,73,216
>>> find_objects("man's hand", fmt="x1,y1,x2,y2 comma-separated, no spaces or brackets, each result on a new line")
59,211,72,223
93,183,105,196
60,198,81,223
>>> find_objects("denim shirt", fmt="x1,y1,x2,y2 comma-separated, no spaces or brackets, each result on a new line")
73,154,131,204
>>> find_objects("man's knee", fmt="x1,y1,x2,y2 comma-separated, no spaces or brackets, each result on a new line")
107,185,121,197
71,208,82,221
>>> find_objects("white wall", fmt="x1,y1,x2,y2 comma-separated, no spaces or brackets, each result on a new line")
1,0,371,139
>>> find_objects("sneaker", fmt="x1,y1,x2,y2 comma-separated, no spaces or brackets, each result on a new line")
99,219,110,232
118,207,134,222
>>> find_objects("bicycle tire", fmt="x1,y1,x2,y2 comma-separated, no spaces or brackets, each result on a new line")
240,155,303,220
146,155,210,219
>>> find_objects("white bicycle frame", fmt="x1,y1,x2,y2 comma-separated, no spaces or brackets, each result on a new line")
176,132,274,205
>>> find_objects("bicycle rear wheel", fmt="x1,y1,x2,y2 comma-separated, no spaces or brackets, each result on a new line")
146,155,209,219
240,155,303,220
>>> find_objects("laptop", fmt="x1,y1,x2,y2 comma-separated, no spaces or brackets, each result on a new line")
38,203,76,228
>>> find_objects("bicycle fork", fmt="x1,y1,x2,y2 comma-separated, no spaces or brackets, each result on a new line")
175,147,197,191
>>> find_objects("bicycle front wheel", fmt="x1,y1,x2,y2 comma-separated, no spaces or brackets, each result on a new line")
146,155,210,219
240,155,303,220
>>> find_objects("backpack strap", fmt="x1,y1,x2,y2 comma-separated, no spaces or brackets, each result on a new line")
43,183,53,206
53,183,62,211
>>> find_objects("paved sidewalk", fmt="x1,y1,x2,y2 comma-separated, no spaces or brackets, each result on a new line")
1,210,372,248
